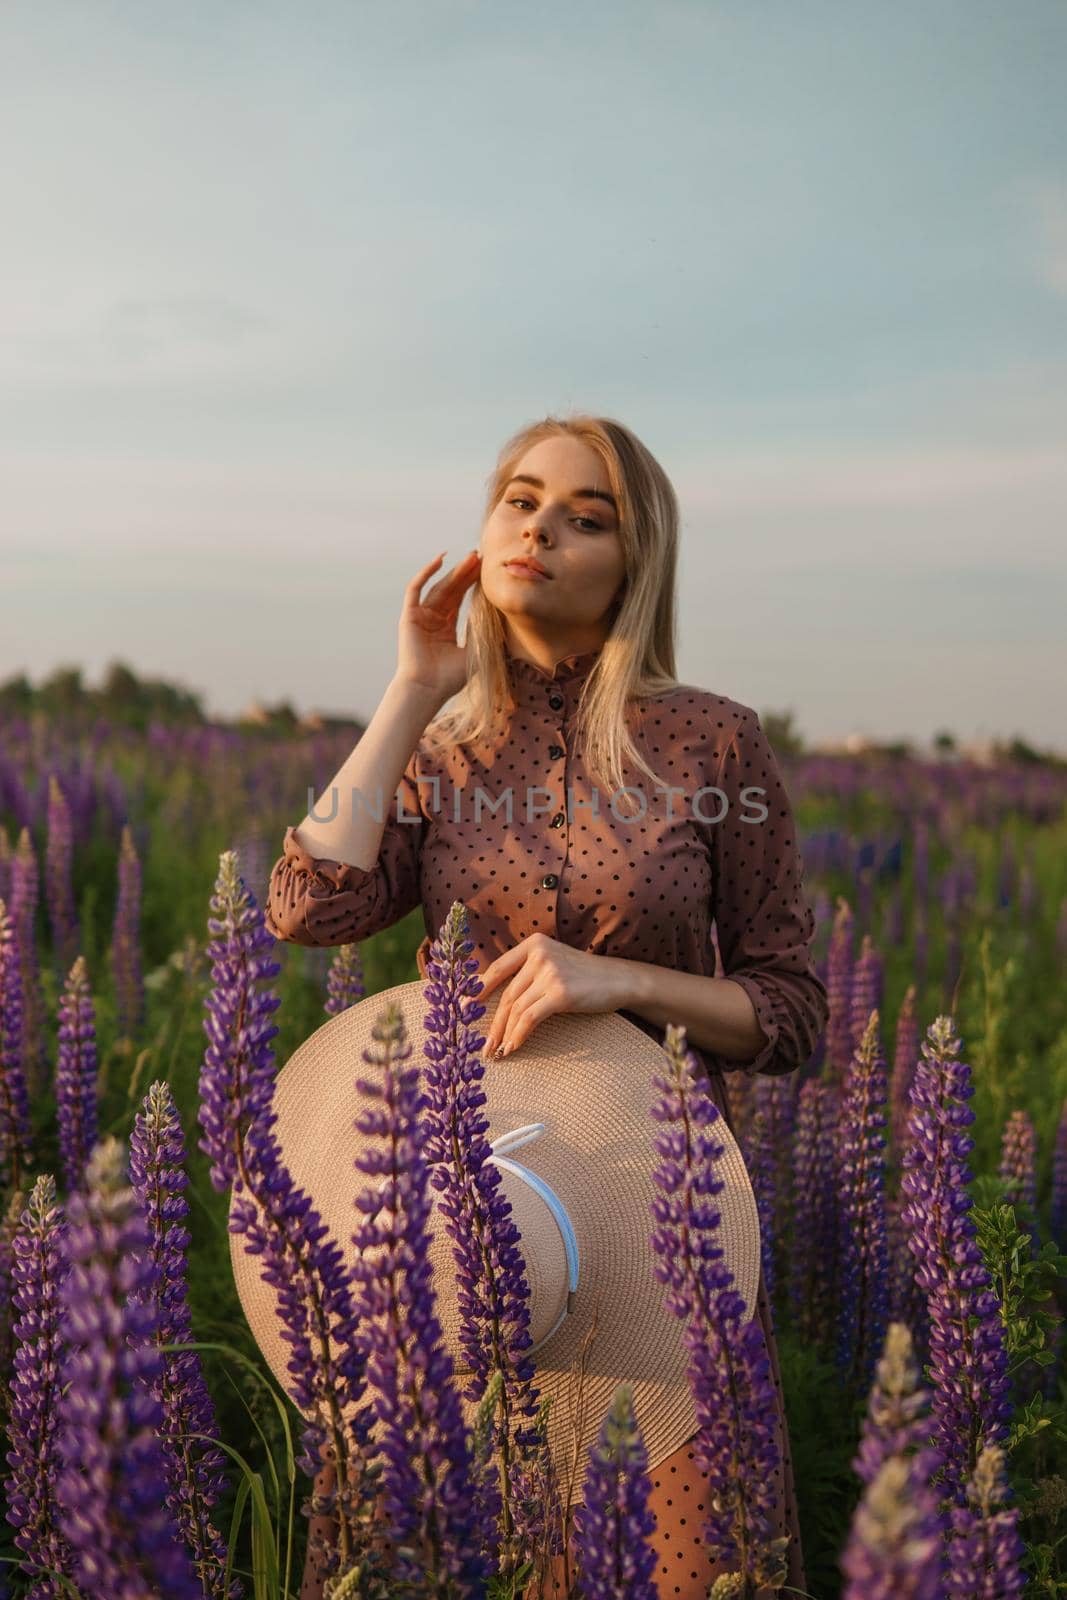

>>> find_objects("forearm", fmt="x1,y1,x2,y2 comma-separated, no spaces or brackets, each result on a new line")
294,675,443,871
610,959,769,1062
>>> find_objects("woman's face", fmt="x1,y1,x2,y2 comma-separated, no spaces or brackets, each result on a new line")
479,434,627,650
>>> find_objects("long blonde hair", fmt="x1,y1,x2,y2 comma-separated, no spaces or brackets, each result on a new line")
422,412,682,809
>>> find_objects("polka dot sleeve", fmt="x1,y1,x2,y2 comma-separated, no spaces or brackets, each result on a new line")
709,708,829,1078
264,746,427,947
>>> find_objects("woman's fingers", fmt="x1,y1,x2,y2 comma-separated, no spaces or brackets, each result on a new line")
407,550,481,610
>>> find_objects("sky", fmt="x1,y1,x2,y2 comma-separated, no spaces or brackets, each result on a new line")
2,0,1066,750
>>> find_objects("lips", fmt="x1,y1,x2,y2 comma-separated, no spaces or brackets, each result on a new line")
506,558,551,578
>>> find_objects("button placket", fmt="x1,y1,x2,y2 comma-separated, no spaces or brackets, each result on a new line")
542,683,569,906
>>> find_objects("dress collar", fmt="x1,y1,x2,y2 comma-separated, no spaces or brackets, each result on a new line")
503,646,602,717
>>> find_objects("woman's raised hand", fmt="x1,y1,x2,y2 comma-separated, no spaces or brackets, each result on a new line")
395,549,483,703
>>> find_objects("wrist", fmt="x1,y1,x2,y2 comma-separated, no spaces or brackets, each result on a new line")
608,956,654,1012
387,673,446,718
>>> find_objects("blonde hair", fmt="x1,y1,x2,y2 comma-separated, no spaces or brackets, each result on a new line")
422,412,681,810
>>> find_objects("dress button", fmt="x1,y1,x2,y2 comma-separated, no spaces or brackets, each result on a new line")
548,693,563,710
550,811,565,828
541,873,559,890
548,743,564,760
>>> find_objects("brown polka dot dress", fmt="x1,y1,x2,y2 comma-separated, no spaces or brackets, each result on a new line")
267,647,829,1600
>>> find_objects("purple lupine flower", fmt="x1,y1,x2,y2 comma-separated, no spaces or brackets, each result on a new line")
998,1110,1038,1253
5,1174,76,1597
886,1192,929,1378
570,1384,659,1600
10,827,46,1098
45,775,79,979
129,1080,237,1599
196,852,283,1193
788,1078,839,1351
898,1016,1013,1508
835,1012,891,1396
110,823,144,1038
418,902,556,1576
943,1443,1026,1598
348,986,492,1596
849,935,884,1054
53,1136,203,1598
841,1320,946,1599
744,1073,798,1321
0,898,34,1194
852,1321,945,1489
197,852,383,1589
54,954,100,1193
889,985,920,1173
1051,1097,1067,1250
648,1023,788,1594
840,1452,946,1599
325,942,367,1017
0,1188,23,1438
827,897,855,1086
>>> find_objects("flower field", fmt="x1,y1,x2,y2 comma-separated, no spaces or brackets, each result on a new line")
1,712,1066,1599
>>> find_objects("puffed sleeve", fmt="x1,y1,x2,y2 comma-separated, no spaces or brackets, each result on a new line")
264,745,428,947
709,708,828,1078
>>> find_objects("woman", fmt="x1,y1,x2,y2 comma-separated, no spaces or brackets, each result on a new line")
267,414,829,1599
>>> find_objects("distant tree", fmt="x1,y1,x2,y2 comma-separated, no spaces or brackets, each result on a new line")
0,673,34,713
1002,736,1044,766
100,659,143,712
882,740,914,760
38,665,85,716
760,708,804,758
933,730,956,756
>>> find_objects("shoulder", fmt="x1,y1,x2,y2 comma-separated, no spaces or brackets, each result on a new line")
634,683,764,775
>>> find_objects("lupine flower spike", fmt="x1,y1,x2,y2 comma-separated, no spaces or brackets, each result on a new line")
196,851,383,1590
899,1015,1013,1508
826,898,855,1086
570,1383,659,1600
0,898,35,1193
110,823,145,1038
45,775,79,979
835,1011,891,1395
129,1080,237,1598
53,1136,203,1598
54,955,101,1193
943,1442,1026,1598
648,1022,788,1593
418,902,559,1577
6,1174,76,1596
325,942,367,1017
788,1077,838,1349
348,990,491,1595
998,1109,1039,1254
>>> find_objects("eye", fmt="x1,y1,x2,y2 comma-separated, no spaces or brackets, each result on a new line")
506,497,603,531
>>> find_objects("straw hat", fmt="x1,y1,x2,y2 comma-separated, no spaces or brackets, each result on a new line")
229,978,760,1498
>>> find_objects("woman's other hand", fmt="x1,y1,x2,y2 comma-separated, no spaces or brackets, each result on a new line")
395,549,482,703
479,933,631,1058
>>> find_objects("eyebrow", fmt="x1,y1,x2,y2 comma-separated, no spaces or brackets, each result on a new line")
504,474,618,515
